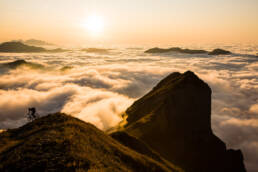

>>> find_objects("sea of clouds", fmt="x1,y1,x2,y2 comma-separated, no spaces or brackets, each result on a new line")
0,44,257,171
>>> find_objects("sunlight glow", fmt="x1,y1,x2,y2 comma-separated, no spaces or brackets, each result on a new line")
84,15,105,37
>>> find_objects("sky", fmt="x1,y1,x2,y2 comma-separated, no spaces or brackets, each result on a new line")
0,0,258,45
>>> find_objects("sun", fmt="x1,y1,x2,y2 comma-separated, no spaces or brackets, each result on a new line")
84,15,105,37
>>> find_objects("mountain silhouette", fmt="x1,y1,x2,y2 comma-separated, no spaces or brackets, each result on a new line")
114,71,245,172
1,60,44,69
0,42,46,52
208,49,232,55
0,113,181,172
0,42,69,53
145,47,232,56
145,47,208,54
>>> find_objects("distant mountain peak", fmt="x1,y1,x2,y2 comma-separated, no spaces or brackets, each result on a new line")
0,41,68,53
10,39,54,46
0,41,46,52
144,47,232,55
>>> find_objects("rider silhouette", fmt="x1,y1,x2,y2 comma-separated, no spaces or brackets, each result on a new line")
27,107,37,121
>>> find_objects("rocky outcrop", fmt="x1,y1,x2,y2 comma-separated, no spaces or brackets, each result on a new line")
208,49,232,55
116,71,245,172
0,113,181,172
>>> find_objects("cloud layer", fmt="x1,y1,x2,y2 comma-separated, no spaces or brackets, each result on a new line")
0,45,257,171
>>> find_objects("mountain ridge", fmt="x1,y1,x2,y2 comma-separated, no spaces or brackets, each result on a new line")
0,113,181,172
0,42,68,53
145,47,232,55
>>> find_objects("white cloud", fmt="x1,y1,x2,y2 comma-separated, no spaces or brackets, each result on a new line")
0,48,257,171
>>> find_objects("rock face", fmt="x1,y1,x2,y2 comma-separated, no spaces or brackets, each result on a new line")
118,71,246,172
208,49,232,55
0,42,46,52
0,113,181,172
145,47,208,54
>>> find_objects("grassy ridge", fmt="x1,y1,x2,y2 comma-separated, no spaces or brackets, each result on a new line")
0,113,182,172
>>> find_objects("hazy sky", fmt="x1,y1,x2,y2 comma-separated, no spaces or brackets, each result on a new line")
1,0,258,45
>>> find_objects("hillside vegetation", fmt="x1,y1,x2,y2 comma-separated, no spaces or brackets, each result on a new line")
0,113,181,172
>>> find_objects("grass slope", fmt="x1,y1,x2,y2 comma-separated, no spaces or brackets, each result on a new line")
0,113,182,172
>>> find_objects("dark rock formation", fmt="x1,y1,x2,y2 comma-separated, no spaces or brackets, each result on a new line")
145,47,208,54
0,42,46,52
208,49,232,55
117,71,246,172
0,113,181,172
